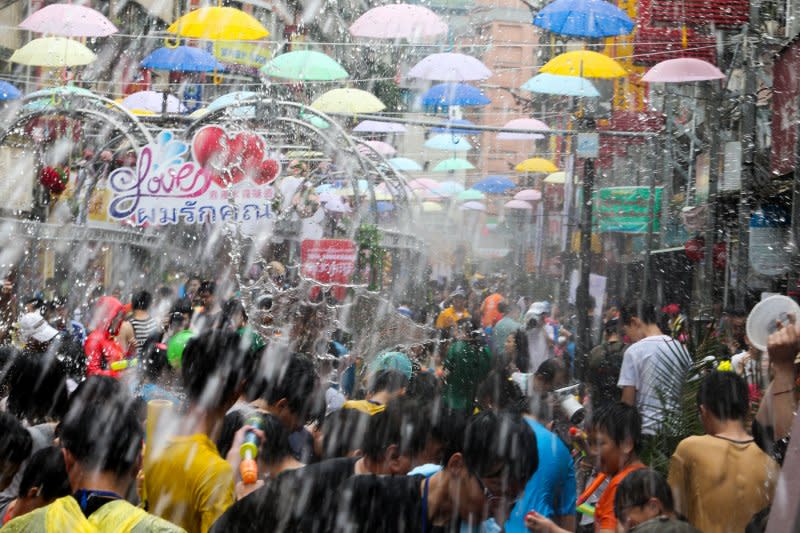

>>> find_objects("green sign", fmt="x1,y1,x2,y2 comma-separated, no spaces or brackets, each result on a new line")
596,186,663,233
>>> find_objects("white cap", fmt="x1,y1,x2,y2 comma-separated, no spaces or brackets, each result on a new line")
19,312,59,343
525,301,549,321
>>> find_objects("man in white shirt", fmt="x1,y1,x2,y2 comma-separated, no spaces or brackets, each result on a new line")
525,301,555,374
617,303,691,435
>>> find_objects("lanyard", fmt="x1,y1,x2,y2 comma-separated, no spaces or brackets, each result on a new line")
74,489,123,514
421,477,430,533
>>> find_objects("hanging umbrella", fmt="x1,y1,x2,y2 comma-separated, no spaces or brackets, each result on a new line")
354,120,407,133
422,201,444,213
504,199,533,210
262,50,348,81
28,85,94,98
408,178,440,190
408,52,492,81
10,37,95,67
497,118,549,141
540,50,626,78
300,111,331,129
349,4,447,40
514,189,543,201
311,88,385,114
544,171,574,184
429,119,481,135
460,201,487,211
122,91,185,114
358,140,396,156
0,81,21,100
20,3,118,37
433,158,475,172
435,181,465,196
141,45,223,72
457,189,486,201
641,58,725,83
168,7,269,40
337,179,369,196
515,158,559,173
205,91,257,118
324,196,353,213
425,134,472,152
520,73,600,97
375,201,395,213
473,175,516,194
421,83,491,107
388,157,423,171
533,0,634,38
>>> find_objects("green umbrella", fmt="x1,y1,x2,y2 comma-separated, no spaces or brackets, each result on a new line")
261,50,348,81
456,188,485,201
299,110,330,129
433,157,475,172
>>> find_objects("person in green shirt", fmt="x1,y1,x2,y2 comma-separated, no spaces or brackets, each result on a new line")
443,336,492,411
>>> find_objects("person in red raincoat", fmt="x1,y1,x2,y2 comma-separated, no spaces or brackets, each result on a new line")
84,296,127,377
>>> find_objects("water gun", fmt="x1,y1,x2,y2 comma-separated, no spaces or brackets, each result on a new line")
577,473,607,505
239,415,265,485
111,358,139,371
568,426,587,460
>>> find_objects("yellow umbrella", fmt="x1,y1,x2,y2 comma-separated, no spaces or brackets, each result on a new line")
10,37,96,67
544,171,567,184
540,50,626,79
168,7,269,40
311,88,385,114
515,158,559,173
422,201,444,213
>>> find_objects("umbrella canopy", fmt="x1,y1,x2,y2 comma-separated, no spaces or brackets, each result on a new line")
533,0,634,38
10,37,95,67
20,3,118,37
497,117,549,140
324,196,352,213
514,189,543,201
408,52,492,81
141,46,223,72
311,88,385,114
28,85,94,99
425,134,472,152
641,58,725,83
337,179,369,196
422,83,491,107
433,158,475,172
544,171,573,184
422,201,444,213
262,50,348,81
429,118,481,135
349,4,447,40
121,91,185,114
0,81,21,100
435,181,465,196
460,201,487,211
388,157,423,171
516,158,559,173
300,111,331,129
504,199,533,210
358,140,396,156
540,50,626,78
473,175,516,194
354,120,406,133
408,178,440,191
205,91,257,117
457,189,486,201
520,72,600,97
168,7,269,40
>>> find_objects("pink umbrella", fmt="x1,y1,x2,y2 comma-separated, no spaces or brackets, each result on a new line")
408,52,492,81
353,120,407,133
460,201,487,211
408,178,440,191
504,199,533,210
121,91,186,113
497,118,549,141
20,4,118,37
514,189,543,201
358,140,397,156
350,4,447,40
641,58,724,83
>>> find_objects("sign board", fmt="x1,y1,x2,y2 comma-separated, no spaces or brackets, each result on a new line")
0,146,36,212
301,239,357,300
107,128,281,231
576,133,599,158
596,186,663,233
212,41,271,68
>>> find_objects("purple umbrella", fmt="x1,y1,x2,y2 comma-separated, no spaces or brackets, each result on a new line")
408,52,492,82
641,58,724,83
349,4,447,39
497,118,549,140
357,140,397,156
121,90,185,114
353,120,407,133
504,199,533,210
514,189,543,201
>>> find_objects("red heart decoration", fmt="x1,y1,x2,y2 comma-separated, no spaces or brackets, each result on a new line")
193,127,268,187
192,126,225,168
234,133,266,177
253,159,280,185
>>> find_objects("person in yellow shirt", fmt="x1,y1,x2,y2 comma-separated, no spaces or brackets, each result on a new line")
144,330,262,533
435,289,471,334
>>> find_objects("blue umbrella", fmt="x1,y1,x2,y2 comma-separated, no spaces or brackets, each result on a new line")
521,73,600,97
421,83,490,107
375,201,395,213
430,118,481,135
0,81,21,101
424,134,473,152
388,157,423,171
141,46,224,72
473,175,516,194
533,0,634,38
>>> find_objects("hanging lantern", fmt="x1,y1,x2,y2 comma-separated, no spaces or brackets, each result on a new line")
684,236,705,262
39,166,69,194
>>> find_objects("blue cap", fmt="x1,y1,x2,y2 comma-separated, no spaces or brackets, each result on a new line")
368,351,413,379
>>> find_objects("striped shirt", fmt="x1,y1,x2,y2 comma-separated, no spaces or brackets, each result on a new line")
129,315,158,356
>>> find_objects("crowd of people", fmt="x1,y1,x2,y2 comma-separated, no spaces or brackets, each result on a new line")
0,269,795,532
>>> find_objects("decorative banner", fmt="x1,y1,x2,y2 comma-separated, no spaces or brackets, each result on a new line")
107,129,281,228
301,239,357,300
596,186,663,234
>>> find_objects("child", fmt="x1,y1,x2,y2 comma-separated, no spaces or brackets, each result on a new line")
2,447,70,524
614,468,700,532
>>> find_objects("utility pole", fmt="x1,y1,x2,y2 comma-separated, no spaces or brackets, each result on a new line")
576,119,595,367
700,80,723,321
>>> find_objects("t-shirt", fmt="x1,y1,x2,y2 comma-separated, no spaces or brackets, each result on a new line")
435,307,471,331
0,424,55,518
342,399,386,415
632,516,701,533
505,419,576,533
587,340,627,410
526,326,552,374
667,435,779,533
480,294,504,328
144,434,234,533
490,316,521,359
617,335,690,435
209,457,358,533
595,463,645,531
130,315,158,356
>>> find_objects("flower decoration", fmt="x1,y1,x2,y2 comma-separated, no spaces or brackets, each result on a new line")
39,166,69,194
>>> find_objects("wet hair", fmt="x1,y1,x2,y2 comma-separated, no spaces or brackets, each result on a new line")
258,413,295,465
462,410,537,486
5,353,68,424
594,402,643,455
513,328,529,373
0,411,33,466
477,371,526,415
139,332,170,383
497,300,509,315
256,352,319,420
620,302,657,326
198,280,216,295
535,358,566,384
320,408,370,459
18,446,70,501
368,369,409,395
431,407,469,466
66,376,122,413
613,468,675,520
362,397,431,462
697,371,750,422
131,290,152,311
182,330,262,407
406,371,441,404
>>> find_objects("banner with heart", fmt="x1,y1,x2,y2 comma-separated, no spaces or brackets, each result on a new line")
192,126,281,187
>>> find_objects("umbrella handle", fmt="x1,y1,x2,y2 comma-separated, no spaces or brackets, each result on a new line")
213,70,223,85
164,34,180,49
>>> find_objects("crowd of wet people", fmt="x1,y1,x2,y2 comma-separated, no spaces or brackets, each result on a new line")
0,269,795,532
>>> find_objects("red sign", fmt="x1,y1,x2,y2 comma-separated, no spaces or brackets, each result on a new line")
301,239,357,300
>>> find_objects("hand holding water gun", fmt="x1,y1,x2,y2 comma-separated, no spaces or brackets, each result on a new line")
239,415,266,485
